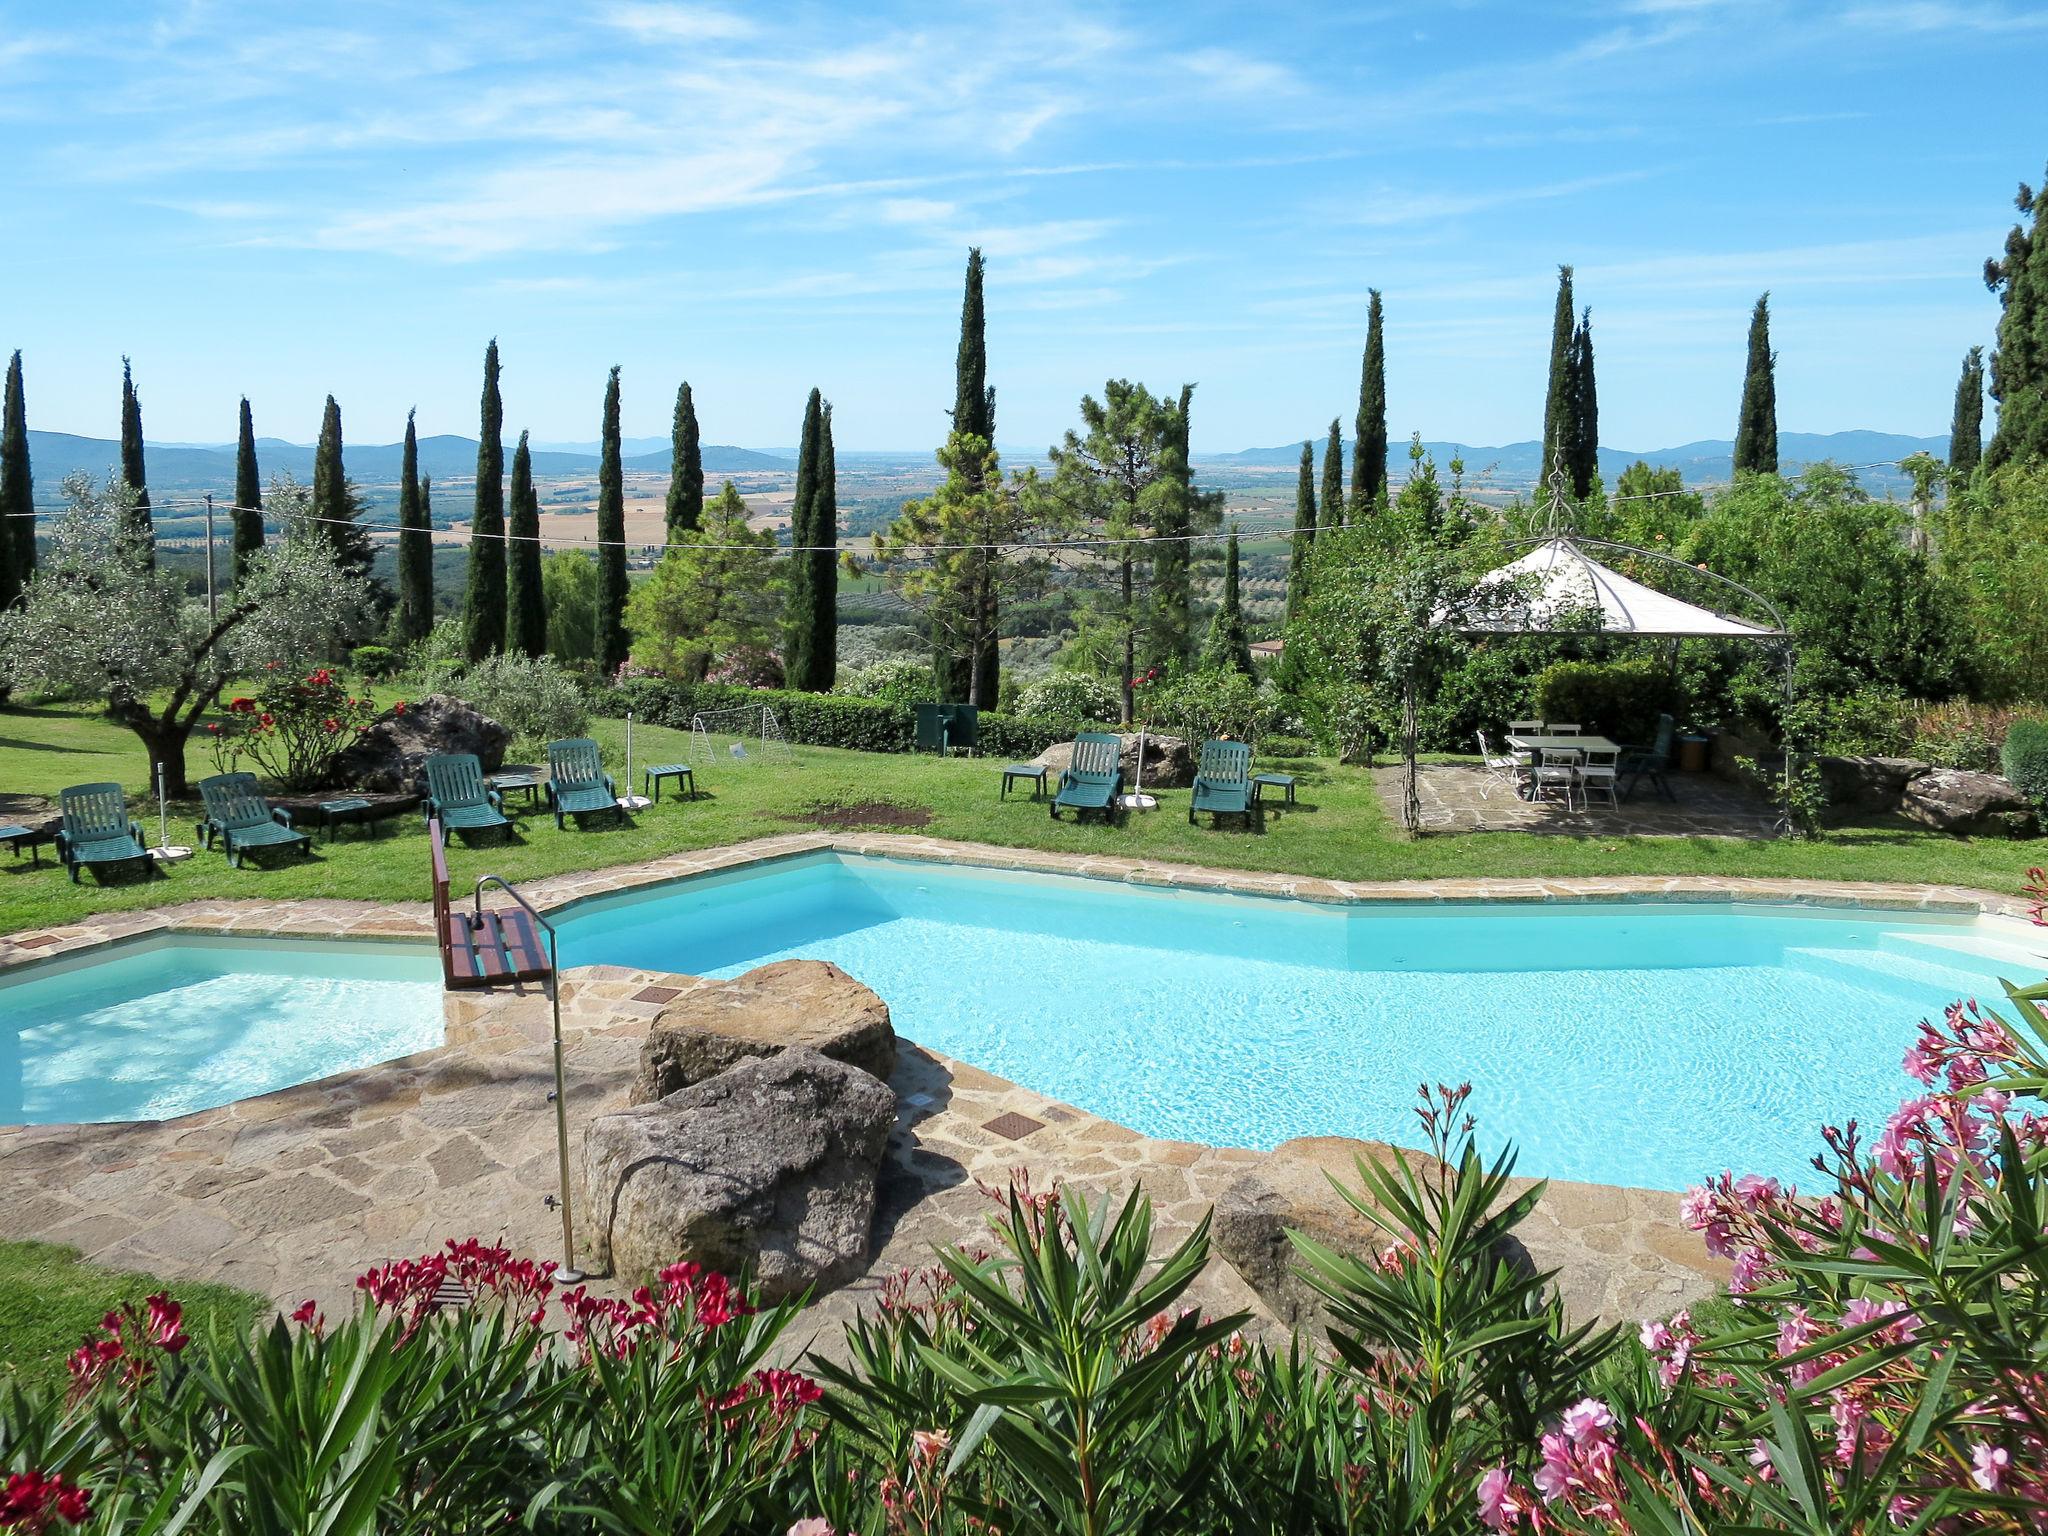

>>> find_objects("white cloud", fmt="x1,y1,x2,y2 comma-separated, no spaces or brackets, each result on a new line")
598,3,756,42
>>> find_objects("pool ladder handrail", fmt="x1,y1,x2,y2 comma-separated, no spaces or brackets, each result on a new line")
473,872,582,1283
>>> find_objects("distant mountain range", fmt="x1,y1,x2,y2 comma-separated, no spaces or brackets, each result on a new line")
1198,430,1954,491
23,431,791,495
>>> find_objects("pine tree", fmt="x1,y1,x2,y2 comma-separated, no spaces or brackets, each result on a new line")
1286,442,1316,623
594,366,629,677
1319,419,1344,534
937,248,999,701
1950,346,1986,480
231,397,263,584
0,351,32,609
1733,292,1779,476
784,388,824,683
309,394,373,578
1202,529,1254,676
1540,266,1576,487
1570,308,1599,499
1351,289,1387,515
1150,384,1198,668
394,411,434,645
1986,170,2048,470
463,339,507,659
664,381,704,541
506,430,546,658
118,357,154,564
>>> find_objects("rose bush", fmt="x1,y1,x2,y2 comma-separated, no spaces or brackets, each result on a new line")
203,666,390,790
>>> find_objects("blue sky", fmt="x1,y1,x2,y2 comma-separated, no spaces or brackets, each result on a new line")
1,0,2041,454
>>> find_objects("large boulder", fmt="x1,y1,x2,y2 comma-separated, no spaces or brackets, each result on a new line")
1213,1136,1408,1334
577,1047,895,1299
1033,732,1196,790
1899,768,2039,837
631,960,897,1105
1814,755,1930,816
327,694,513,793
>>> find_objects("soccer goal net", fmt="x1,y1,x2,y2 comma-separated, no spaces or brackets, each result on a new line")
689,705,794,766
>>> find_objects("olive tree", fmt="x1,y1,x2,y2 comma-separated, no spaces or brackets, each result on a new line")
0,473,370,795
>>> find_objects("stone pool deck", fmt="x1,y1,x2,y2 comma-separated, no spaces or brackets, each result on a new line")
1,834,2032,1344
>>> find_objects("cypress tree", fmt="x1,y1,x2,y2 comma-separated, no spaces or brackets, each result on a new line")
0,351,32,608
1319,419,1344,534
798,403,839,692
1950,346,1985,479
937,248,997,701
1570,308,1599,499
1351,289,1387,515
785,388,824,682
1733,292,1779,476
594,366,629,678
1202,529,1253,676
118,357,154,564
506,430,546,658
1286,442,1316,623
1985,171,2047,470
1540,266,1576,487
231,397,263,584
664,381,703,541
463,339,507,660
309,394,371,577
395,411,434,644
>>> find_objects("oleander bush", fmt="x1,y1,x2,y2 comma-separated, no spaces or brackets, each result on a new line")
2004,719,2048,808
8,892,2046,1533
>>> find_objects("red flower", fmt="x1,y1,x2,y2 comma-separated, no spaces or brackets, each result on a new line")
1,1471,92,1531
227,697,255,714
258,712,275,728
144,1293,186,1353
205,722,220,734
393,701,408,716
322,718,339,733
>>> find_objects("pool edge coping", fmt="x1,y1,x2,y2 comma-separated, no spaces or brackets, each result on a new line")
2,829,2038,981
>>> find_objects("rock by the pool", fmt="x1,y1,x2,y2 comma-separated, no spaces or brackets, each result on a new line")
1899,768,2038,837
630,959,897,1105
577,1047,896,1299
1033,732,1196,791
327,693,513,794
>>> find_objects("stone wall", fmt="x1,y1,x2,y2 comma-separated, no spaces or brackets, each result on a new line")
1709,730,2037,837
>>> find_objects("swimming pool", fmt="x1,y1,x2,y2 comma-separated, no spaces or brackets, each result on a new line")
556,854,2048,1191
0,936,444,1126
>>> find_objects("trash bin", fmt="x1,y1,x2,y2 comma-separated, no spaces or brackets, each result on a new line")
1677,733,1710,773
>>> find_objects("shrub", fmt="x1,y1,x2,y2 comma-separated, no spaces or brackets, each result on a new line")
1144,668,1277,744
1782,685,1917,757
1530,656,1679,746
205,666,388,790
1913,700,2037,772
703,644,785,689
458,653,589,749
836,657,938,708
2003,718,2048,806
348,643,400,680
1014,672,1121,724
1258,733,1315,760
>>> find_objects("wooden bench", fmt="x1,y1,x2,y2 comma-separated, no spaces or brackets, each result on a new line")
431,818,553,991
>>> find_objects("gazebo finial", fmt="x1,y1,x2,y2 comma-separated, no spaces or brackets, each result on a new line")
1540,446,1574,538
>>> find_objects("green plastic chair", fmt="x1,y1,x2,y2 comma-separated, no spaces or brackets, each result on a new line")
545,737,622,829
1050,732,1124,822
55,782,152,884
422,753,510,838
1189,740,1254,826
197,773,310,867
1620,713,1679,803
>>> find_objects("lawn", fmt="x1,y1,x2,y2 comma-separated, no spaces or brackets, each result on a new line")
0,1241,266,1394
1,699,2039,937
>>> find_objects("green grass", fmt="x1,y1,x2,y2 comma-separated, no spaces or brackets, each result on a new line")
1,700,2038,936
0,1241,266,1394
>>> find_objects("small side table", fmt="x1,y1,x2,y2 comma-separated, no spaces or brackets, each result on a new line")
316,798,397,843
488,774,542,810
0,823,53,867
645,763,697,802
1251,772,1297,808
1000,763,1049,801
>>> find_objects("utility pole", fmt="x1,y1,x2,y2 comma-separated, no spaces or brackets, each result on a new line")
203,492,217,618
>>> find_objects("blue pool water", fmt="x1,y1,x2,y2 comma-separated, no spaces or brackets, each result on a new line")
0,937,443,1126
558,854,2048,1191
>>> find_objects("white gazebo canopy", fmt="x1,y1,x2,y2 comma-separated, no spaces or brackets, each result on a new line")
1457,537,1786,638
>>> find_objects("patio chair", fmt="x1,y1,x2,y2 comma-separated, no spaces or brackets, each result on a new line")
422,753,511,839
544,737,623,829
1474,731,1524,800
1531,748,1583,811
1620,713,1678,803
55,782,152,884
196,772,310,867
1505,720,1544,768
1548,722,1583,737
1578,745,1621,810
1050,732,1124,822
1188,739,1254,826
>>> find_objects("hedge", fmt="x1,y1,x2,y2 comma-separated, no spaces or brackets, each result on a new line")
2002,718,2048,808
1531,657,1681,746
601,677,1084,760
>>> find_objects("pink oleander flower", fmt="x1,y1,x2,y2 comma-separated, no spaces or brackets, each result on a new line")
910,1428,950,1465
1476,1466,1523,1532
1971,1442,2010,1491
1841,1297,1918,1346
787,1521,836,1536
1559,1398,1615,1447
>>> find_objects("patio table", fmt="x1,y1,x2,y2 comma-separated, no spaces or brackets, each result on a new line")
1504,733,1620,802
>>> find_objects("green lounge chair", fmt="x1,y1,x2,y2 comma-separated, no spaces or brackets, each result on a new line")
545,737,623,829
1620,713,1678,803
1050,732,1124,822
55,782,152,884
1189,739,1254,826
197,772,310,867
422,753,511,839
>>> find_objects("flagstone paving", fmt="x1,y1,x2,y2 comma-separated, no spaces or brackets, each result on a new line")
1376,762,1782,837
2,833,2027,1350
